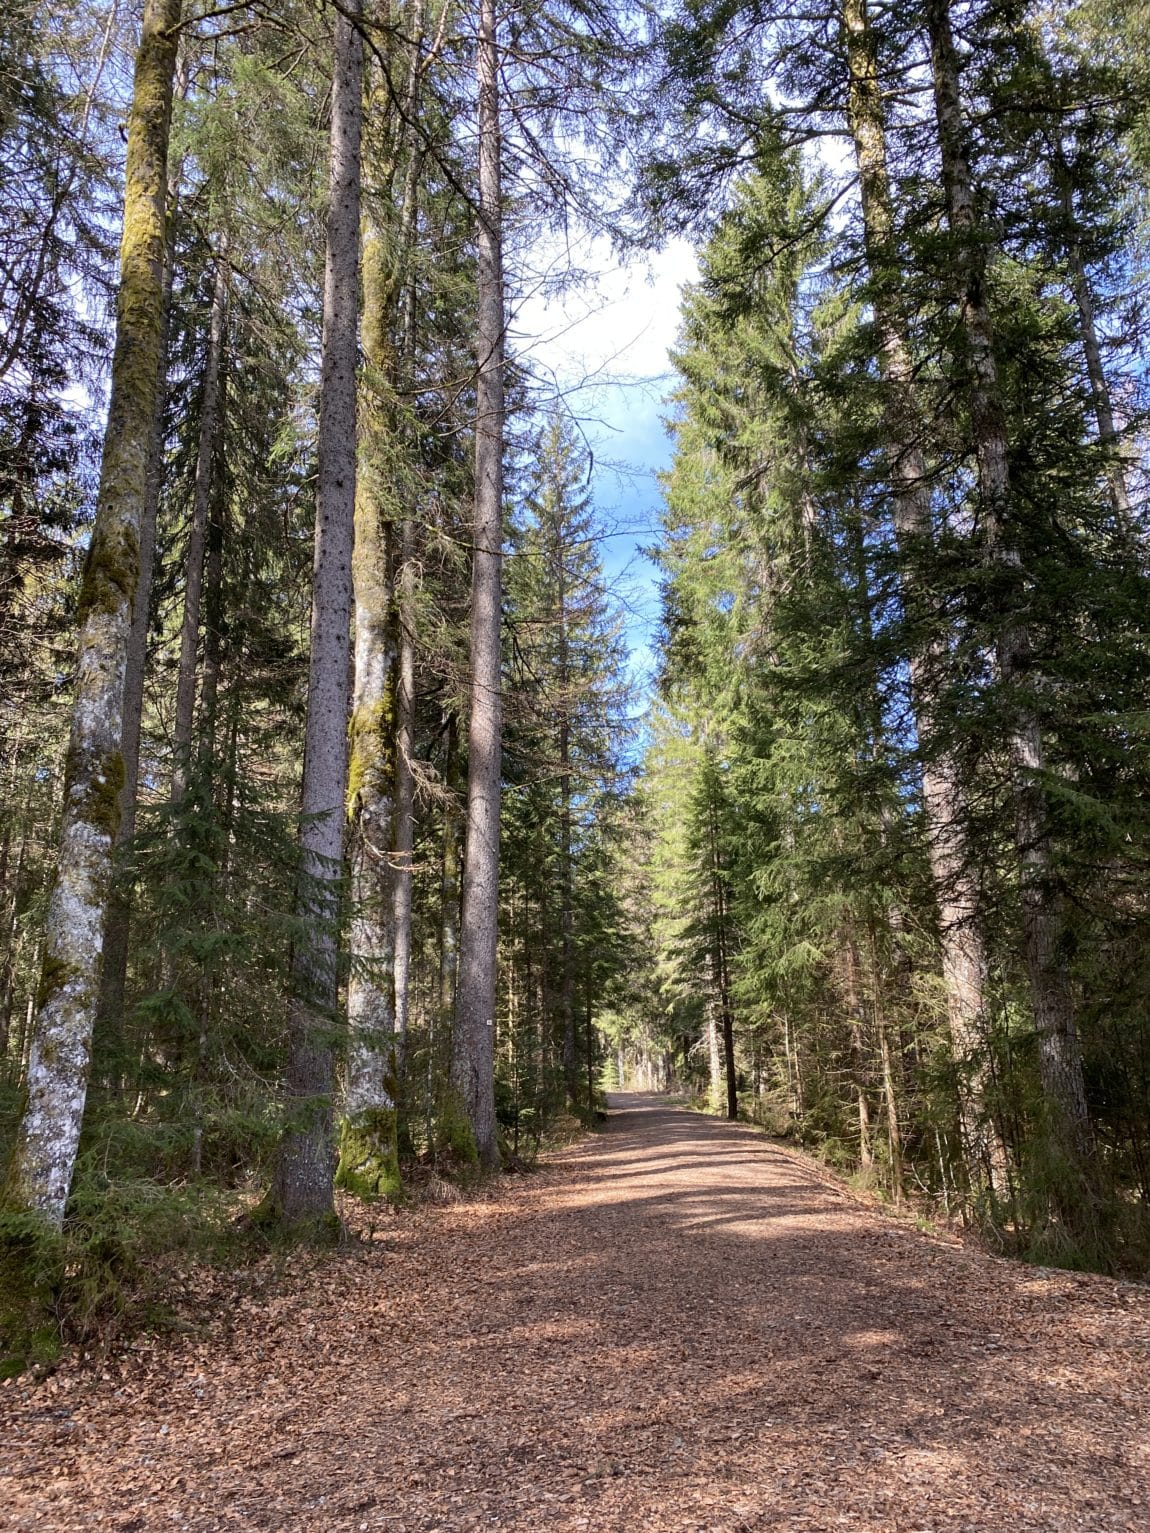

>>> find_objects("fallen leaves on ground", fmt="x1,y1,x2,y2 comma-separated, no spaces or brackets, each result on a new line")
3,1094,1149,1532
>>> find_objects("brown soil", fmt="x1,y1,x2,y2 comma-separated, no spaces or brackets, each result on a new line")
4,1092,1149,1532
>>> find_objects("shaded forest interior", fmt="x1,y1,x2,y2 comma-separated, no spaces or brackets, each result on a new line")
5,0,1150,1369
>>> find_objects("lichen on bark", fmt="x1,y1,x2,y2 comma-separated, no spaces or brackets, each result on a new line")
2,0,182,1228
76,521,140,627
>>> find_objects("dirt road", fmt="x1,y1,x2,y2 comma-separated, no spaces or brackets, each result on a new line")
4,1093,1149,1531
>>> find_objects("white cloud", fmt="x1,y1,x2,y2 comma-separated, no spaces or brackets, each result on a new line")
512,235,697,398
510,233,698,694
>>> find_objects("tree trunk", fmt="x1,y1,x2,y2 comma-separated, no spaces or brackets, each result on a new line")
924,0,1096,1211
875,983,904,1204
196,472,227,746
717,922,737,1120
94,123,185,1085
0,750,33,1071
267,1,362,1234
451,0,504,1169
842,0,1007,1201
388,10,426,1091
559,717,577,1104
338,14,431,1194
1053,149,1133,531
706,1000,723,1113
339,191,400,1196
171,248,228,801
586,987,595,1110
844,933,873,1168
392,515,416,1072
438,709,462,1042
2,0,182,1225
706,799,737,1120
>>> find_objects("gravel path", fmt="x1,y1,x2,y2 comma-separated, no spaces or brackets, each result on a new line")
4,1092,1150,1532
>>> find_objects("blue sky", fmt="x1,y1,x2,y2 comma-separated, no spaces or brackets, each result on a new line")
512,238,699,695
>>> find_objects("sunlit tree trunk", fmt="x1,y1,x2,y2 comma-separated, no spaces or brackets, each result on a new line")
706,1000,723,1114
452,0,504,1168
339,187,400,1196
266,0,362,1233
2,0,182,1225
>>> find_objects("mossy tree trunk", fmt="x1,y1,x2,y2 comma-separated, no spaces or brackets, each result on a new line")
337,21,425,1198
267,0,362,1234
2,0,182,1226
94,83,188,1088
340,215,400,1195
92,197,175,1097
452,0,504,1169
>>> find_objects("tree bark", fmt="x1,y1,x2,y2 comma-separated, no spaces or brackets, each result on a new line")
339,11,426,1192
2,0,182,1225
705,790,737,1120
391,515,416,1070
844,933,873,1168
340,188,399,1191
842,0,1007,1200
267,0,362,1233
196,472,227,746
924,0,1096,1206
1052,148,1133,531
706,1000,723,1114
559,593,577,1104
874,965,904,1204
438,709,462,1045
452,0,504,1169
171,248,228,802
94,94,186,1078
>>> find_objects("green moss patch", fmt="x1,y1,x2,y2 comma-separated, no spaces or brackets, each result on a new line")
336,1108,402,1202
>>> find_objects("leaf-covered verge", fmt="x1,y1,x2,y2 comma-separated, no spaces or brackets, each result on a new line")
3,1099,1149,1532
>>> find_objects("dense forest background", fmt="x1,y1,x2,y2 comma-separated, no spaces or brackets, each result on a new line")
4,0,1150,1360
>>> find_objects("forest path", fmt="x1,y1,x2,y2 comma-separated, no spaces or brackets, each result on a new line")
5,1094,1150,1533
